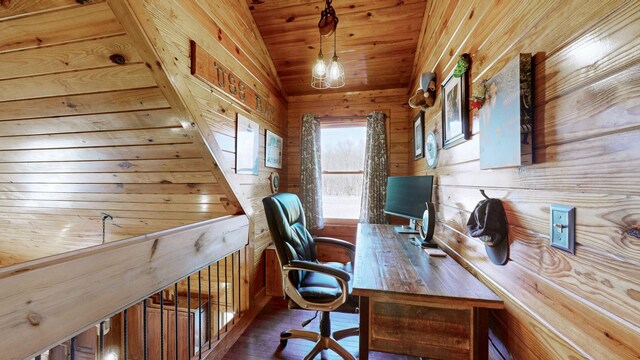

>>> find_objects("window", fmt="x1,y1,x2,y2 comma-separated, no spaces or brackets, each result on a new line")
320,123,367,220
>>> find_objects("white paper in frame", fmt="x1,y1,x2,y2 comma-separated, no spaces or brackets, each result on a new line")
236,114,260,175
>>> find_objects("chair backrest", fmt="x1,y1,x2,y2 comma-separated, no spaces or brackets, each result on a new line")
262,193,317,288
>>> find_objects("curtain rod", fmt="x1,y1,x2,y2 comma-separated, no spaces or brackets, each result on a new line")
317,115,368,120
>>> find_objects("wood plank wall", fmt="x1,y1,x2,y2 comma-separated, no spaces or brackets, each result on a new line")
0,0,231,266
286,89,410,239
133,0,288,298
409,0,640,358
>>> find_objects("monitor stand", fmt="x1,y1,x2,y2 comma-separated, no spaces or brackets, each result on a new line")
394,219,420,234
421,240,438,248
395,226,420,234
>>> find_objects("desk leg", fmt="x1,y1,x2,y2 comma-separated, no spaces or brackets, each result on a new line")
359,297,369,360
472,308,489,360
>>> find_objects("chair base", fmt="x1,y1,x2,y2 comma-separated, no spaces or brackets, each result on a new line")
280,328,359,360
279,311,359,360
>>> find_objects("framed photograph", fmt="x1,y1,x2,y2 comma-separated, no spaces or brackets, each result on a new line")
441,69,469,149
236,113,259,175
265,130,283,169
413,112,424,160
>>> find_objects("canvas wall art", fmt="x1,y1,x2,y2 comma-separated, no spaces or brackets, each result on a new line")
236,114,260,175
479,53,534,169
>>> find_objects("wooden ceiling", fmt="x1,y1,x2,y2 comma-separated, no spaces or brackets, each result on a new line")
248,0,428,96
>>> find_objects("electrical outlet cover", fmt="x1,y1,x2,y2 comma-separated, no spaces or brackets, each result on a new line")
550,204,575,254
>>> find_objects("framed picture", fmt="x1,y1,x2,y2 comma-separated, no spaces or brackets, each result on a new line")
413,112,424,160
236,113,259,175
441,68,469,149
265,130,283,169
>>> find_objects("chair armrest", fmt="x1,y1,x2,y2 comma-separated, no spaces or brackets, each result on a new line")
313,237,355,263
282,260,350,311
313,237,356,252
288,260,351,283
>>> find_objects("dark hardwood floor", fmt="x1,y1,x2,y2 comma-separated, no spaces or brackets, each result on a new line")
222,297,504,359
221,297,417,359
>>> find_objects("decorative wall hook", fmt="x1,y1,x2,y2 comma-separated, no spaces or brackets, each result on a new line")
479,189,490,200
101,212,113,244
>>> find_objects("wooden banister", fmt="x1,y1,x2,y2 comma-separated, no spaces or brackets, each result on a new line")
0,215,249,360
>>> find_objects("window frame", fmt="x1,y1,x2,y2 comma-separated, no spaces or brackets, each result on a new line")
320,119,367,223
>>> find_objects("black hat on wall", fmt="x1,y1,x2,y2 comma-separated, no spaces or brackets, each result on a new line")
466,197,509,265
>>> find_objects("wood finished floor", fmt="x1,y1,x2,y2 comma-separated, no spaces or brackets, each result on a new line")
222,297,417,359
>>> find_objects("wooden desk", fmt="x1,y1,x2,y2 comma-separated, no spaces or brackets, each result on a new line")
353,224,504,360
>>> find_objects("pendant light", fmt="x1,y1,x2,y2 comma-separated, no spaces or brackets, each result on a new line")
312,0,345,89
311,35,329,89
327,30,345,88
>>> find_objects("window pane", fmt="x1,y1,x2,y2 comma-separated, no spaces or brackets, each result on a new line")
321,127,366,171
322,173,363,219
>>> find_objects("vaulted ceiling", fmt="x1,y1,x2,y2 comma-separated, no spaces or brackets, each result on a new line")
248,0,428,96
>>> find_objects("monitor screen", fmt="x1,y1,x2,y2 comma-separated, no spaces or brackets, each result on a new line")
384,176,434,220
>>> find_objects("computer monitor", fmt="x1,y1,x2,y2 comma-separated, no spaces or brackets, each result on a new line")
384,176,434,234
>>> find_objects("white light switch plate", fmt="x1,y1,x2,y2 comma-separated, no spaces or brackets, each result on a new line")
550,204,575,254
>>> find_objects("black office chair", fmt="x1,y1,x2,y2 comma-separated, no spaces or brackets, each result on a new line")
262,193,359,360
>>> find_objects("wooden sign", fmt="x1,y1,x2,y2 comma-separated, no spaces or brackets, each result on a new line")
190,41,277,123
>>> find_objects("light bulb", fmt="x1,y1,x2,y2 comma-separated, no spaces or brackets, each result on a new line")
105,352,118,360
313,59,326,77
329,60,340,81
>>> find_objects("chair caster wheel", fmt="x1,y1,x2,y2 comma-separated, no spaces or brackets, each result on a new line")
279,331,291,348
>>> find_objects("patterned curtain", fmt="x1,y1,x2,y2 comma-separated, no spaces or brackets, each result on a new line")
300,113,324,229
360,111,389,224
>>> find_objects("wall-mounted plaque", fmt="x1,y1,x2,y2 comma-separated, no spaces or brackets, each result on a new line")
190,41,277,124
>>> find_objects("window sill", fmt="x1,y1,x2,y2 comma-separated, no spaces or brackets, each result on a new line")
323,218,359,226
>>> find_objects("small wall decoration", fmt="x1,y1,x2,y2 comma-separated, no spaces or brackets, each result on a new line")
409,72,437,110
453,54,470,78
269,172,280,194
265,130,283,169
441,65,470,149
236,114,260,175
479,53,534,169
413,112,425,160
470,79,488,111
425,131,439,169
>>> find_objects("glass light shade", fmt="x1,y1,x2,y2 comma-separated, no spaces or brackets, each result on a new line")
327,54,345,88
